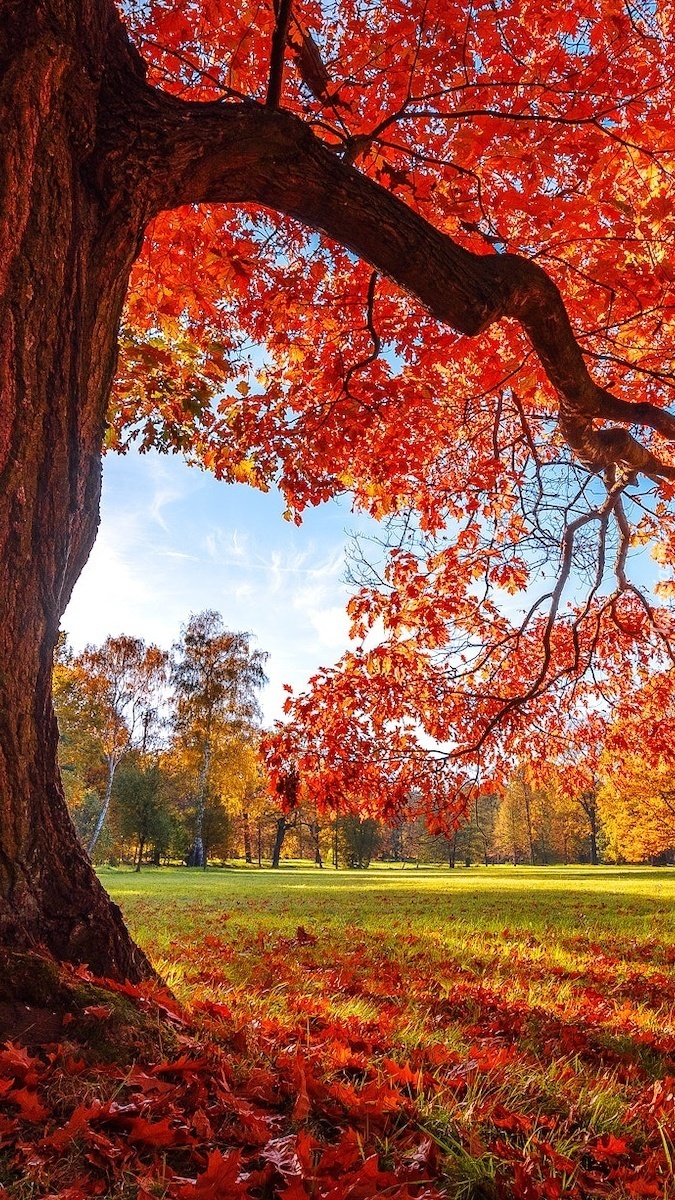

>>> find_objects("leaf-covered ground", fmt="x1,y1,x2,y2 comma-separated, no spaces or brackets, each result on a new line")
1,866,675,1198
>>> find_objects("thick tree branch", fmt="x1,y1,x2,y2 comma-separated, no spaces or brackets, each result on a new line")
104,82,675,483
266,0,293,110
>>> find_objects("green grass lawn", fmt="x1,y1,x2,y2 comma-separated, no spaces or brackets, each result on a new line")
102,859,675,920
99,863,675,1196
103,861,675,972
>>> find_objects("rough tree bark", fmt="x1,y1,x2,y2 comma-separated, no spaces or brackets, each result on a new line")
187,739,211,869
0,1,153,979
2,0,673,979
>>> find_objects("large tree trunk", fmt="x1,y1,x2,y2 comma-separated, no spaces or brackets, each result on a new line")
0,1,151,979
522,778,536,867
579,792,600,866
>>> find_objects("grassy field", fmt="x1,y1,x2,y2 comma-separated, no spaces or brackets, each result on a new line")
100,863,675,1197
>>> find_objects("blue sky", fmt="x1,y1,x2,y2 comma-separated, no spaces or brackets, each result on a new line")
63,448,667,730
63,450,375,723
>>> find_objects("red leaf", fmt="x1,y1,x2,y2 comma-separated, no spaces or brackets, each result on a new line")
0,1114,18,1145
127,1115,193,1147
291,1060,311,1121
42,1102,102,1151
588,1133,631,1161
279,1179,309,1200
7,1087,49,1121
512,1162,542,1200
317,1128,362,1175
625,1181,663,1198
39,1190,90,1200
0,1044,39,1080
174,1149,245,1198
491,1103,533,1134
150,1055,211,1076
263,1135,301,1176
381,1058,418,1088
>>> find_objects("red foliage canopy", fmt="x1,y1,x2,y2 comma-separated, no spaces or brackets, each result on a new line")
113,0,675,820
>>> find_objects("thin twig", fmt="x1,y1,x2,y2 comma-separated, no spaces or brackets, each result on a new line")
343,272,381,396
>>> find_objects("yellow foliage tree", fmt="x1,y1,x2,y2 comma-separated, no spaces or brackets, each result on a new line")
599,758,675,863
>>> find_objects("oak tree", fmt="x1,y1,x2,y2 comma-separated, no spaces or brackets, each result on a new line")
2,0,675,978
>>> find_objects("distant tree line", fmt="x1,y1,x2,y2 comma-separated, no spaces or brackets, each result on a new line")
261,763,675,869
55,617,674,870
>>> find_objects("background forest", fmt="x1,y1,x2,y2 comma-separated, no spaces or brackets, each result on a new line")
54,613,675,873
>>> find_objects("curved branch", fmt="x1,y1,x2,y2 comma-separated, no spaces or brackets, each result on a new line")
107,81,675,482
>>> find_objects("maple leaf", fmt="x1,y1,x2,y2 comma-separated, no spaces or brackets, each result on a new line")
173,1148,245,1198
491,1103,533,1135
624,1181,663,1198
39,1189,91,1200
6,1087,49,1122
512,1161,544,1200
278,1179,310,1200
291,1059,311,1121
151,1055,212,1076
0,1044,40,1080
588,1133,632,1161
263,1134,303,1177
317,1129,362,1176
0,1114,18,1146
535,1142,576,1174
127,1115,194,1147
381,1058,418,1088
41,1102,102,1152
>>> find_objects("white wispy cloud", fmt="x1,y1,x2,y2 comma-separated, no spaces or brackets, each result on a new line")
64,451,378,722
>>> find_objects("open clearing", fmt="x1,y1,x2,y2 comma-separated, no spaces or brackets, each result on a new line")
101,864,675,1197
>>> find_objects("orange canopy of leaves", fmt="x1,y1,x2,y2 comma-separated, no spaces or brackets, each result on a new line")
114,0,675,820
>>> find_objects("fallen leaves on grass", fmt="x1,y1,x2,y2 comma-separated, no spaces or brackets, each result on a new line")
2,895,675,1199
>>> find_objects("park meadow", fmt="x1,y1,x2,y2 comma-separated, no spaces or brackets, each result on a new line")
2,863,674,1198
